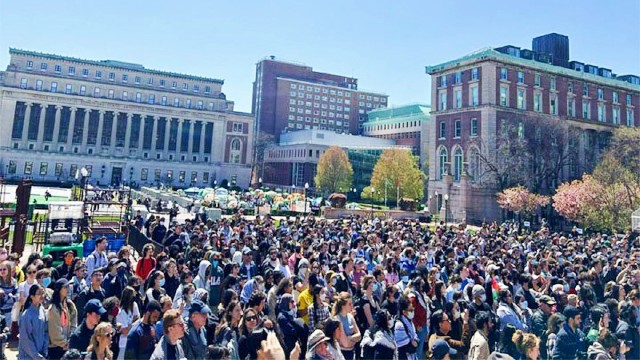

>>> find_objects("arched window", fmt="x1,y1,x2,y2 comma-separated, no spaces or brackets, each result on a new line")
439,147,448,180
230,138,242,164
231,139,241,151
454,147,463,182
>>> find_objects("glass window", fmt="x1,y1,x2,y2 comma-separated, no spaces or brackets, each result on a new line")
82,69,89,77
109,72,115,81
517,88,525,109
454,89,462,108
39,162,48,175
471,68,479,80
141,168,148,181
454,120,461,137
24,161,33,175
439,148,448,180
471,118,478,136
534,74,541,86
26,61,33,70
40,63,48,71
454,148,463,182
500,68,508,80
517,71,524,83
122,74,128,82
54,65,61,73
439,121,446,138
95,71,102,79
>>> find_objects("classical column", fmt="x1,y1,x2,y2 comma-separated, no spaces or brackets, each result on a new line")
36,104,47,148
81,108,90,151
150,116,159,152
52,105,62,144
163,118,171,153
198,121,205,158
124,113,132,154
137,116,145,151
187,120,194,156
66,107,77,149
96,110,105,149
176,119,184,154
110,112,119,149
21,103,32,148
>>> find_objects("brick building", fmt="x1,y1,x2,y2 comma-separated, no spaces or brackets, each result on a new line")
425,34,640,224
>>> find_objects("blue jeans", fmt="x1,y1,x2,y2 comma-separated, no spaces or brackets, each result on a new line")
416,326,429,359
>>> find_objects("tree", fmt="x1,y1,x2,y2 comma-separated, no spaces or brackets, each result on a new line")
496,186,549,219
251,132,276,185
552,177,597,224
314,146,353,195
370,148,424,202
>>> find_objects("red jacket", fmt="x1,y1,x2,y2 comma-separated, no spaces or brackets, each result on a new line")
136,257,156,280
409,292,428,328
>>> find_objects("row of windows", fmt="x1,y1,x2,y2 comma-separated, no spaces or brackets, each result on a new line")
287,116,350,125
438,86,479,110
19,78,221,111
288,99,352,111
289,83,351,97
439,67,480,87
286,123,349,132
437,145,480,182
269,148,324,159
288,92,353,105
439,119,479,139
287,109,351,119
363,120,421,132
25,61,213,94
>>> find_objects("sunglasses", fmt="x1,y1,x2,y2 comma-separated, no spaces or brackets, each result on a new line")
245,315,257,322
28,271,36,274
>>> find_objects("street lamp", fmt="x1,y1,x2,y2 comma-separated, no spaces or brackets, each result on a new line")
304,182,309,216
370,187,375,219
258,177,263,189
214,180,217,188
444,194,449,224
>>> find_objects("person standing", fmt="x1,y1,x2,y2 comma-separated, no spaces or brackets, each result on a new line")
183,300,210,359
552,306,584,360
468,311,493,360
69,299,106,353
86,322,115,360
150,309,186,360
47,279,78,359
86,237,108,282
18,284,48,360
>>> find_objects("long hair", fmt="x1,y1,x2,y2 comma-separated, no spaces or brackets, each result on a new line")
87,322,114,360
239,308,257,336
120,286,136,314
332,292,351,316
24,284,44,309
0,261,13,285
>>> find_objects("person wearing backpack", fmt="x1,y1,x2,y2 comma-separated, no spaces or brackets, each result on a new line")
395,295,419,360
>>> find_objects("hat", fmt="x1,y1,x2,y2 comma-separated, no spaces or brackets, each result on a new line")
189,300,211,315
355,258,366,265
117,261,127,269
194,288,208,302
487,264,500,273
307,329,330,353
563,305,580,319
472,284,485,298
85,299,107,315
539,295,557,305
432,339,451,360
242,248,252,255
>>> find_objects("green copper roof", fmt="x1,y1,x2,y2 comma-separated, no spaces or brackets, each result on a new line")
425,48,640,92
366,104,431,124
9,48,224,84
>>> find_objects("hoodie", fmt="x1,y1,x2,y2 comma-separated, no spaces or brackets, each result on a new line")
240,278,258,304
587,342,613,360
194,260,210,291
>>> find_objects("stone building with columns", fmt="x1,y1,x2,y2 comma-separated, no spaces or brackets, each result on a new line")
0,48,253,188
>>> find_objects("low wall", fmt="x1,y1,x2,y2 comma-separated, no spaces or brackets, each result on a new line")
322,207,423,220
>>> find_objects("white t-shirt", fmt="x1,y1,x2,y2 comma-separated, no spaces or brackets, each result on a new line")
18,279,36,303
116,302,140,347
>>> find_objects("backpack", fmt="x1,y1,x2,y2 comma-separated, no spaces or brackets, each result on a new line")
353,296,369,332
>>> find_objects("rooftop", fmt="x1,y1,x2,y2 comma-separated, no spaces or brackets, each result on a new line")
278,129,408,149
9,48,224,84
366,104,430,124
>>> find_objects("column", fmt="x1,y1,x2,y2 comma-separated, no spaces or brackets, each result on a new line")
187,121,194,156
21,103,32,147
51,105,62,143
110,112,119,149
137,115,145,151
150,116,159,152
36,105,46,148
81,109,90,151
198,121,205,158
66,107,77,149
124,113,133,154
164,118,171,154
96,110,105,149
176,119,183,154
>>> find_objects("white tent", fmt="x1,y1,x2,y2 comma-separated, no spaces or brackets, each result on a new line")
633,208,640,231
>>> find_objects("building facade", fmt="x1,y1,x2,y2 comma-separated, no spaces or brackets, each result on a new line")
425,35,640,224
363,104,430,156
262,129,410,193
0,49,254,188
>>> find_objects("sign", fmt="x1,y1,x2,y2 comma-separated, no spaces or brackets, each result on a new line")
576,228,583,235
48,201,84,220
256,205,271,216
523,221,531,227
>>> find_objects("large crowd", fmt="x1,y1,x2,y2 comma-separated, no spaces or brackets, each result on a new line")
7,210,640,360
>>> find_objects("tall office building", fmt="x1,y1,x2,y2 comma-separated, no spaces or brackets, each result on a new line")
0,49,254,188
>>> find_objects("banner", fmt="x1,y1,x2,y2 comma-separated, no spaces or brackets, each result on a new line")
48,201,84,220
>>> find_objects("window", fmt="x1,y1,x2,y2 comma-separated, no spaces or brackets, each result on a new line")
122,91,128,100
550,95,558,115
230,138,242,164
517,88,525,109
627,109,634,126
26,61,33,70
148,94,155,104
147,78,153,86
82,69,89,77
161,96,167,105
193,85,199,92
136,93,142,103
470,86,479,106
454,148,463,182
65,84,72,94
534,74,541,86
185,99,191,109
183,83,188,90
439,121,446,139
439,92,447,111
109,72,115,81
439,147,448,180
40,63,48,71
598,104,605,122
171,81,177,89
440,76,447,87
122,74,128,82
568,82,573,93
141,168,148,181
455,72,462,84
500,68,508,80
135,76,141,84
24,162,33,175
36,80,43,91
583,101,590,119
471,118,478,137
613,107,620,124
500,86,508,106
534,91,542,112
8,161,16,174
471,68,479,80
93,87,100,97
454,89,462,108
290,83,297,89
39,162,48,175
568,98,575,117
598,88,604,100
20,78,27,89
95,71,102,79
54,65,61,73
613,91,619,103
517,71,524,83
205,86,210,94
108,89,114,99
454,120,461,138
159,79,165,87
197,100,203,109
583,84,589,97
627,94,632,105
80,85,86,95
55,163,63,176
179,171,185,183
550,78,556,91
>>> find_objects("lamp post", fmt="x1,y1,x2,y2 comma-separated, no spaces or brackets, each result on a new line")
258,177,263,190
304,182,309,216
80,167,89,202
444,194,449,225
370,187,375,219
214,180,217,188
352,187,357,202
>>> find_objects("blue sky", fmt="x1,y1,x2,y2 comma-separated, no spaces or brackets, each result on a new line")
1,0,638,113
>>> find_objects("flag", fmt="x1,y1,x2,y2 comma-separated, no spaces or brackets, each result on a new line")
492,277,501,301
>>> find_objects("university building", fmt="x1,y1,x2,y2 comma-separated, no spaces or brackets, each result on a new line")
0,49,254,188
425,33,640,224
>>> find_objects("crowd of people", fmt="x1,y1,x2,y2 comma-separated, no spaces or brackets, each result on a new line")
7,210,640,359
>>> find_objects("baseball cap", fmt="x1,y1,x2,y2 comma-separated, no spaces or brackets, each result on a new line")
189,300,211,315
432,339,451,360
85,299,107,315
539,295,557,305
